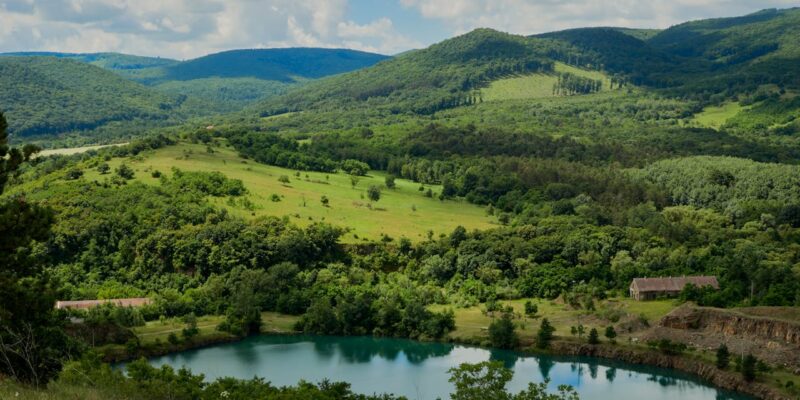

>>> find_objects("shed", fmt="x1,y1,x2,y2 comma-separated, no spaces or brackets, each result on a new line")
55,298,152,310
629,276,718,301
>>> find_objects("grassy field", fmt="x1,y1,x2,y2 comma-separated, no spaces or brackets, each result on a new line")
482,62,614,102
689,102,746,129
132,311,299,345
431,297,677,345
36,143,128,157
78,142,495,243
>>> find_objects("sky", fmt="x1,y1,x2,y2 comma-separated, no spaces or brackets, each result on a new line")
0,0,798,59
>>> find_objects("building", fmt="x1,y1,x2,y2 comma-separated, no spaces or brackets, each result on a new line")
629,276,719,301
55,298,152,310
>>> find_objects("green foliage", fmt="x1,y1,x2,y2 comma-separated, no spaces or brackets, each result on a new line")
742,354,757,382
449,361,579,400
0,113,68,386
536,318,556,348
587,328,599,345
0,57,188,138
604,326,617,342
367,185,382,202
488,312,518,349
716,344,730,369
385,175,396,189
115,164,135,180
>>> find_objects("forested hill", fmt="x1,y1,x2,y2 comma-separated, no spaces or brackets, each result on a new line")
0,51,178,72
141,48,390,84
0,57,198,138
538,7,800,97
254,29,560,116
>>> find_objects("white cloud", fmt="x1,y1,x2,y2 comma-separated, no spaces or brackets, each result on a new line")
400,0,800,34
0,0,418,58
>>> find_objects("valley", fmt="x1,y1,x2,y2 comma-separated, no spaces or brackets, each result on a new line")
1,5,800,400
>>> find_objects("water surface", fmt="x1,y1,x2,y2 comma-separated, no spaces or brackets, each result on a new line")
141,335,752,400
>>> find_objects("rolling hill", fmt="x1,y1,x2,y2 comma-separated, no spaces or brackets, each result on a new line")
255,29,566,116
2,48,390,115
0,56,195,139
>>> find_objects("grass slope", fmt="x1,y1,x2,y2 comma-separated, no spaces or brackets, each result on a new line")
80,142,494,242
689,102,747,129
482,62,613,101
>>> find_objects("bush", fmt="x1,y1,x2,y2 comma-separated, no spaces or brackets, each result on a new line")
604,326,617,343
524,300,538,316
587,328,600,345
488,313,518,349
716,344,730,369
742,354,757,382
385,175,396,189
115,164,135,179
536,318,556,348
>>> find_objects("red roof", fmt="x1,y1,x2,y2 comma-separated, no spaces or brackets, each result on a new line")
630,276,719,292
55,298,152,310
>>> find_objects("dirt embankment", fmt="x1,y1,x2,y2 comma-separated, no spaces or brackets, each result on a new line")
646,305,800,371
548,342,792,400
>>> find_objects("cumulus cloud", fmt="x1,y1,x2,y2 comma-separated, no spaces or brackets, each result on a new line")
0,0,795,59
400,0,800,35
0,0,418,58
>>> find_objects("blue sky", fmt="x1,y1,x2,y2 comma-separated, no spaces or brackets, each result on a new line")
0,0,798,59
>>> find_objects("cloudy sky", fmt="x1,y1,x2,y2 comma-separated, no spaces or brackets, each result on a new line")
0,0,798,59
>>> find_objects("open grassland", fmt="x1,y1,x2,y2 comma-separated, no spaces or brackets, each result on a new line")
79,142,494,242
689,102,746,129
431,298,677,345
482,62,614,102
36,143,128,157
133,312,299,345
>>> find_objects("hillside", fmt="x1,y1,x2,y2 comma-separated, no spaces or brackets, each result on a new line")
539,8,800,97
0,57,196,139
255,29,561,116
148,48,389,83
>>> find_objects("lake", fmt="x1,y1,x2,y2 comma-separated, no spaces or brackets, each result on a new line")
139,335,752,400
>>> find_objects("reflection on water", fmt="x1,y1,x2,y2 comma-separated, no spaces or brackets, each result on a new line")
138,335,753,400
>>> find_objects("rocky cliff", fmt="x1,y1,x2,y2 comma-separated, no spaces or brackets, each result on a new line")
548,342,792,400
650,305,800,371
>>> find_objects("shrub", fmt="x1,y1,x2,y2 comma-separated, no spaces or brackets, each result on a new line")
489,313,518,349
587,328,600,344
536,318,556,348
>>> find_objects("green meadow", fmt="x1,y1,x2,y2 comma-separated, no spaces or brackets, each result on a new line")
81,142,495,243
482,62,614,102
689,102,747,129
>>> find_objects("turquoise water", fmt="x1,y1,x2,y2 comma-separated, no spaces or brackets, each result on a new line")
140,335,753,400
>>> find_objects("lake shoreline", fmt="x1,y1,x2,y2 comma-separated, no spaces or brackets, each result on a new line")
104,328,787,399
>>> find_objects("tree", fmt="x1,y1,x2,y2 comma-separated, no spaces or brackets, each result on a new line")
385,175,396,189
742,354,757,382
449,361,512,400
0,111,69,386
604,326,617,343
716,344,730,370
116,164,135,180
488,313,518,349
350,175,360,188
321,195,330,207
278,175,290,185
97,163,110,174
367,185,381,202
449,361,579,400
536,318,556,349
64,168,83,180
587,328,599,344
182,313,199,339
524,301,538,316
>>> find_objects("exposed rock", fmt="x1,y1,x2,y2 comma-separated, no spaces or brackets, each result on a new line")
648,304,800,370
548,342,792,400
